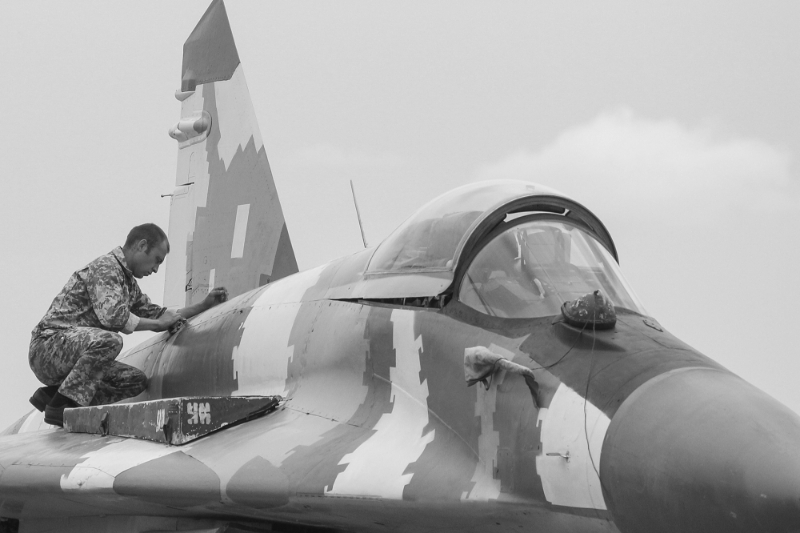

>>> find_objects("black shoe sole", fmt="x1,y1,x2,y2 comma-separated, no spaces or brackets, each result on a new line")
29,387,58,412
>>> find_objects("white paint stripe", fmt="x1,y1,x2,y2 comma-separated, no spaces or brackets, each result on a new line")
208,268,215,290
163,88,209,308
232,302,300,397
231,265,323,396
214,65,265,171
230,204,250,259
462,377,502,500
255,264,325,305
536,383,610,509
462,343,514,501
326,310,434,499
61,439,175,492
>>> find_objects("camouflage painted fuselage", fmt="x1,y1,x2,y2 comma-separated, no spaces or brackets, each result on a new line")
1,252,742,533
6,1,800,531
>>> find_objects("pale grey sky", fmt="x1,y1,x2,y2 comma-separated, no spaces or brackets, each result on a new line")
0,1,797,430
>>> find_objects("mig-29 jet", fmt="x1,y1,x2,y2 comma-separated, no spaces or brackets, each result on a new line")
2,2,800,533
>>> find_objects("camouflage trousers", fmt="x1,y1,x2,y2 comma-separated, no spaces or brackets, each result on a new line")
29,327,147,407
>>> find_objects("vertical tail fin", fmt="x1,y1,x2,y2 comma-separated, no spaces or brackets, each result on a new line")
164,0,298,308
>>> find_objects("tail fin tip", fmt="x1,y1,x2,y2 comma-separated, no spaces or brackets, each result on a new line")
182,0,240,92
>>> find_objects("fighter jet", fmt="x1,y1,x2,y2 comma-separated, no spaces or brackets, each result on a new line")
2,2,799,533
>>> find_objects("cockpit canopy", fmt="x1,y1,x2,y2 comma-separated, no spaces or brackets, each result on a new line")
368,181,569,274
458,216,646,318
323,180,641,312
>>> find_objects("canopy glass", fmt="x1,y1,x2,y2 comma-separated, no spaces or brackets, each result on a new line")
459,218,646,318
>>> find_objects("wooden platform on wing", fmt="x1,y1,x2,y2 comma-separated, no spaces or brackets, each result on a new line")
63,396,281,445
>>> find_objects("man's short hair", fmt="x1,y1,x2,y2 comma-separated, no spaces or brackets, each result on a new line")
125,223,170,253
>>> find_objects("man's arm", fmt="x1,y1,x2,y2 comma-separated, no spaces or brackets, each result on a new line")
130,286,228,333
176,287,229,320
134,310,182,332
134,287,229,333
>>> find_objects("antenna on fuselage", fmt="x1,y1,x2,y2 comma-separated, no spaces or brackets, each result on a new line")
350,180,369,248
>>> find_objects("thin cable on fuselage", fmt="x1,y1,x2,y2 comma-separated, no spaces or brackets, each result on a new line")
528,319,588,372
584,321,600,477
583,309,613,509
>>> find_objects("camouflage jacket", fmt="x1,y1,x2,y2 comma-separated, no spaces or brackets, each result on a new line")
33,247,166,338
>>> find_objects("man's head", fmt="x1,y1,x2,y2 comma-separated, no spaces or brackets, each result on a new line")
122,223,170,278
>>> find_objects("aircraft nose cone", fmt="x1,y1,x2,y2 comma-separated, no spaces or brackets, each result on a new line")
601,367,800,533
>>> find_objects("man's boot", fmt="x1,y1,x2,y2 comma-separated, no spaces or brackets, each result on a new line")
29,385,59,412
44,392,79,428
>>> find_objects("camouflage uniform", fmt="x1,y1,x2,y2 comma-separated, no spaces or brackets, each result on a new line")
29,247,165,406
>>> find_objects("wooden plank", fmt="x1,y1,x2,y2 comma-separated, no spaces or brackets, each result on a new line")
63,396,280,445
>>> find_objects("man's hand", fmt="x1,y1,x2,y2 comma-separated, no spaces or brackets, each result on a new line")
168,317,188,335
203,287,228,310
134,309,184,333
156,309,183,332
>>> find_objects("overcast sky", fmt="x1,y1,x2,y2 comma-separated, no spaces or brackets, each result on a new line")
0,1,798,430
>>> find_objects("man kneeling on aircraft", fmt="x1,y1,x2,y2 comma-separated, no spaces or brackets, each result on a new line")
28,223,228,427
